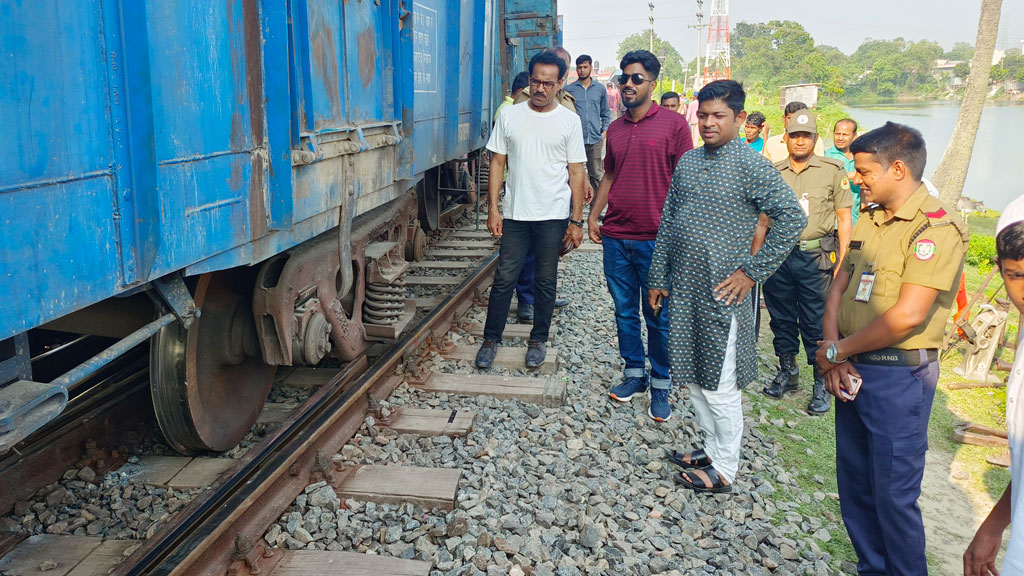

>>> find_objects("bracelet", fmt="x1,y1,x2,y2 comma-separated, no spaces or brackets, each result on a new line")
569,219,584,228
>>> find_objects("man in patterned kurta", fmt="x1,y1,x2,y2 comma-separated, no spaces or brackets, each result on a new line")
649,80,806,493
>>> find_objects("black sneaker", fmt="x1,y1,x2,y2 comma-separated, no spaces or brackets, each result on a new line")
475,341,498,369
517,302,535,323
525,341,546,368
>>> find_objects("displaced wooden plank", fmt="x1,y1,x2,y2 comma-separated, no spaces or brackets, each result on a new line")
412,297,441,309
423,249,494,258
403,276,462,286
166,458,234,489
257,402,296,425
67,539,136,576
334,466,461,511
464,322,553,341
277,367,335,389
429,240,497,249
269,550,431,576
443,346,558,374
0,535,130,576
574,242,603,253
408,260,475,269
388,408,475,437
419,373,565,407
123,456,190,486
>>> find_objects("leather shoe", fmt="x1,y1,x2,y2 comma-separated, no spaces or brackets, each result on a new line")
475,341,498,369
525,341,546,368
517,302,534,323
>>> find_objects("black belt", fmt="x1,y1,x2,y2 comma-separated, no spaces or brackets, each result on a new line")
850,348,938,366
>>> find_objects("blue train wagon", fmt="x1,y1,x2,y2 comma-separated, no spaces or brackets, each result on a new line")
0,0,560,453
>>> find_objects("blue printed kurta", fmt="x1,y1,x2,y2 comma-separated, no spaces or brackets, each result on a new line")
648,138,806,390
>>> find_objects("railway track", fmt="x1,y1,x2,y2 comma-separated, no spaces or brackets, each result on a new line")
0,207,572,576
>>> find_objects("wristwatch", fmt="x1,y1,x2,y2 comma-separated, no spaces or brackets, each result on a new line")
826,343,847,364
569,219,584,228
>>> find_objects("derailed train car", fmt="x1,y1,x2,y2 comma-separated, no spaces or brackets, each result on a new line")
0,0,560,453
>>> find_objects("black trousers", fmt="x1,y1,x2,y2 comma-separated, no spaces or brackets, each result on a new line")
483,218,567,343
763,247,832,365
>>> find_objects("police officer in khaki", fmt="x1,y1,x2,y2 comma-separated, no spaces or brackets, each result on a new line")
762,109,853,415
815,122,968,575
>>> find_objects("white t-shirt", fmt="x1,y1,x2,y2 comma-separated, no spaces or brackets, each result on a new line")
486,102,586,221
1005,337,1024,572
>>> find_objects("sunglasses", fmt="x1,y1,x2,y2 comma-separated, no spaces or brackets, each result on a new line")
617,73,652,85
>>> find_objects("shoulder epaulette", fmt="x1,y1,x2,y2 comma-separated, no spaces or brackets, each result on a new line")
818,156,846,170
925,209,947,219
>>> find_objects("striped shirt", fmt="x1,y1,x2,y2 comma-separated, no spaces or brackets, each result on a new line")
601,103,693,240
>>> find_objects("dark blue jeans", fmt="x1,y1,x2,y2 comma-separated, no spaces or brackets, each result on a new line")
602,237,670,388
836,355,937,576
483,219,567,343
515,247,535,305
763,247,832,365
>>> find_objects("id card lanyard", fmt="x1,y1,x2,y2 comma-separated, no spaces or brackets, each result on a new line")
855,264,875,303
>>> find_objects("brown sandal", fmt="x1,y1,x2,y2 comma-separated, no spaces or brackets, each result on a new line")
675,464,732,494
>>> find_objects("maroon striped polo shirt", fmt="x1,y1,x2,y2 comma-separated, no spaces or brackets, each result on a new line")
601,103,693,240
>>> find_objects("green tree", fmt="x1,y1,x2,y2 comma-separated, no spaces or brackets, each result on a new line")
945,41,976,61
953,61,971,79
615,32,685,85
732,20,817,87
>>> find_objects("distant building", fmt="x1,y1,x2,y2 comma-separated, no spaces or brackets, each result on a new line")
932,59,965,87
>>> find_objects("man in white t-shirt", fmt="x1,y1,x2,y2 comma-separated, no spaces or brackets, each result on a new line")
475,50,587,370
964,195,1024,576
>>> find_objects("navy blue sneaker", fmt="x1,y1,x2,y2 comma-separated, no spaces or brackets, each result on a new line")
648,387,672,422
609,376,648,402
475,341,498,369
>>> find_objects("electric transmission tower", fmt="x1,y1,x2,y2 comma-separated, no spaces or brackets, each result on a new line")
703,0,730,84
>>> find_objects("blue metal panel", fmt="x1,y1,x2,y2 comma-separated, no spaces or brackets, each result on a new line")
411,0,446,174
260,0,295,231
302,0,345,131
342,0,387,123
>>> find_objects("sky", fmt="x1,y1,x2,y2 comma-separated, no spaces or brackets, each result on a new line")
559,0,1024,73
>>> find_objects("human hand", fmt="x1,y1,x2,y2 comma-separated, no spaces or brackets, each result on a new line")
564,224,584,248
487,211,502,237
584,181,595,203
816,339,848,373
825,362,860,402
649,289,669,310
713,269,755,305
963,520,1003,576
587,218,602,244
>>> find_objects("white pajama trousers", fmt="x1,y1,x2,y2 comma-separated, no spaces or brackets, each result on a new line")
685,314,743,483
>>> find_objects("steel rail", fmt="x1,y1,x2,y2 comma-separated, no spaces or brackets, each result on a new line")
117,251,498,576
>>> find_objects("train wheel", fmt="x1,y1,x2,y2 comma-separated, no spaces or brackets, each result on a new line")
417,173,440,231
406,227,427,262
150,272,275,453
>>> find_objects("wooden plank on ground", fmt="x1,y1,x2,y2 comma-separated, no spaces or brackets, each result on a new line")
257,402,297,425
269,550,431,576
424,249,493,258
0,535,98,576
419,373,565,407
404,276,461,286
464,322,553,341
448,230,493,239
166,458,234,489
442,346,558,374
277,367,335,389
574,242,603,253
124,456,190,486
412,297,441,309
408,260,474,269
388,408,475,437
67,539,136,576
429,240,496,249
334,466,461,510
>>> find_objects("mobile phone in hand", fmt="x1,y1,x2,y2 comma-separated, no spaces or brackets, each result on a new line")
841,374,862,401
653,294,664,317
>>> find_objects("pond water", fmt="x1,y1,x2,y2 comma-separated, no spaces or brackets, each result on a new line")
843,101,1024,211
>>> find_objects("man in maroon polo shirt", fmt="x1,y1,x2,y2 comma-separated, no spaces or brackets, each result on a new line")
587,49,694,422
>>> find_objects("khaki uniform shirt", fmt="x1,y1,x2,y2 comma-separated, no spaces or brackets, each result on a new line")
837,185,969,350
514,88,577,112
774,155,852,241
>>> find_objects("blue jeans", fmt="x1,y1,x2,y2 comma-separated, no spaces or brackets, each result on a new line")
483,219,567,343
836,354,937,576
602,237,670,389
515,247,535,305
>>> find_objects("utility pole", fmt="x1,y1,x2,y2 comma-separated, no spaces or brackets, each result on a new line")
687,0,705,91
648,3,655,52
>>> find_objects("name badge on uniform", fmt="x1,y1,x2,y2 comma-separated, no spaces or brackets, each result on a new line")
799,193,810,216
855,272,875,302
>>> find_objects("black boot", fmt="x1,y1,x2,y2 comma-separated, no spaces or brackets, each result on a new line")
807,368,831,414
763,354,800,398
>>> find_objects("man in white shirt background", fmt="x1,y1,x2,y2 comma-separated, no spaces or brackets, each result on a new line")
964,194,1024,576
475,50,587,370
